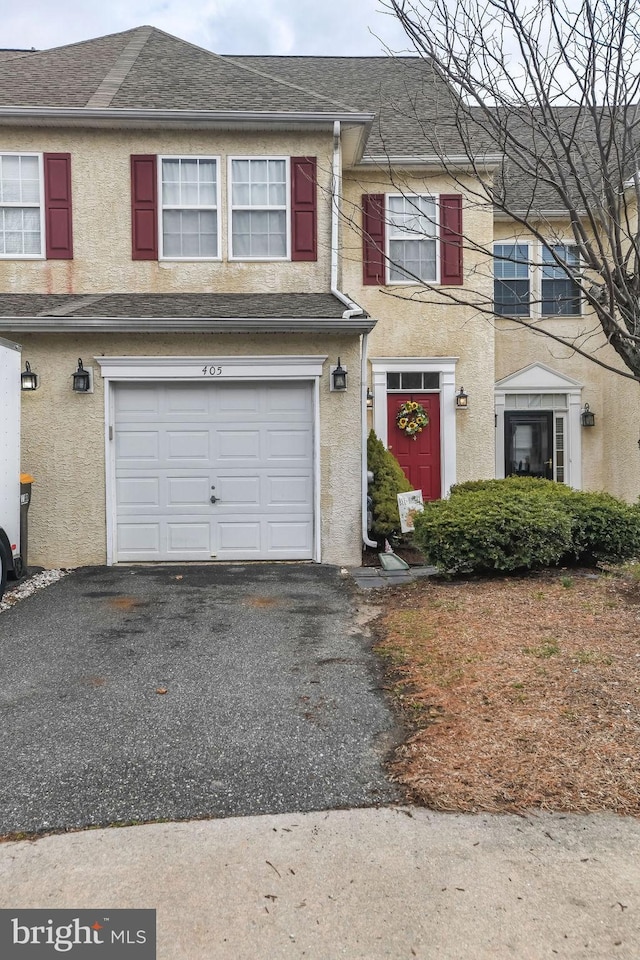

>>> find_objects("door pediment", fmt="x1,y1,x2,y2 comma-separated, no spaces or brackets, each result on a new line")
495,363,583,392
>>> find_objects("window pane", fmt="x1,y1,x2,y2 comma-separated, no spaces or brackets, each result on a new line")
232,209,285,257
386,372,400,389
402,372,423,390
542,244,579,279
494,278,530,315
163,209,217,258
541,278,581,315
388,195,436,238
0,206,41,255
389,238,436,282
494,244,529,279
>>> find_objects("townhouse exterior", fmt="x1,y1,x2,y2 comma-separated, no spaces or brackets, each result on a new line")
0,27,637,571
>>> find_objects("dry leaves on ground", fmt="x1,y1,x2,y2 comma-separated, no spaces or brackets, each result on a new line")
375,568,640,816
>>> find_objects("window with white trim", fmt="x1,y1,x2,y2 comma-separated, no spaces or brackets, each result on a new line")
494,243,530,315
387,194,438,283
541,244,581,315
230,157,288,259
0,153,43,257
160,157,219,259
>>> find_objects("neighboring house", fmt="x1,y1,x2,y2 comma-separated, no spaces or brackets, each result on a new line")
0,27,637,570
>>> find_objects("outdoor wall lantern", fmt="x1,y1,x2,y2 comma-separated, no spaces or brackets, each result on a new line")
581,403,595,427
331,357,347,392
72,358,91,393
21,361,39,391
366,387,374,409
455,386,469,409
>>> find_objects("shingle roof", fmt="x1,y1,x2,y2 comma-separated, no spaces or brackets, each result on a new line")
0,292,361,319
0,26,466,156
0,27,360,114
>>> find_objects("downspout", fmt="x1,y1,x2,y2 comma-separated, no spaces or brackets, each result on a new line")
330,120,377,548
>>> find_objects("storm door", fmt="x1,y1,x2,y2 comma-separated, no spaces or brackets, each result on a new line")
504,411,554,479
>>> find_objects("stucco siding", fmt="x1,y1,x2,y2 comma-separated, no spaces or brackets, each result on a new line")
342,170,496,485
0,128,333,295
16,332,364,569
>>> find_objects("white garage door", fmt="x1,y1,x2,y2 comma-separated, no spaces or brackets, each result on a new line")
113,381,314,561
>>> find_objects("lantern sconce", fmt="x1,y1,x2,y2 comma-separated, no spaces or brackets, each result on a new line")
581,403,595,427
366,387,374,409
455,386,469,409
21,361,39,391
72,358,93,393
330,357,347,392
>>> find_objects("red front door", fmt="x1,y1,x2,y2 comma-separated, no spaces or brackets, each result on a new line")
387,393,441,500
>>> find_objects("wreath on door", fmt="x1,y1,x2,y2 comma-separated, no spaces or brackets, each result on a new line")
396,400,429,440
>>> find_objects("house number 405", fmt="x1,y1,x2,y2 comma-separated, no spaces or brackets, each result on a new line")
202,365,223,376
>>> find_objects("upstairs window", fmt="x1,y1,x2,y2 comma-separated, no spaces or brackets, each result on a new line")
494,243,531,316
387,194,438,283
230,158,288,259
0,154,42,257
160,157,218,259
541,244,581,315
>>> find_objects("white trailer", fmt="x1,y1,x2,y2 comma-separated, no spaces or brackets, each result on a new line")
0,336,21,598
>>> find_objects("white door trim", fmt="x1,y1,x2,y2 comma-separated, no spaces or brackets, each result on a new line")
370,357,459,497
494,363,583,489
99,355,326,565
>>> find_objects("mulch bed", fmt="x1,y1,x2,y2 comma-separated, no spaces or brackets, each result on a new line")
374,567,640,816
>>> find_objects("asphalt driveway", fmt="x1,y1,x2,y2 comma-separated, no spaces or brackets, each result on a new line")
0,564,400,835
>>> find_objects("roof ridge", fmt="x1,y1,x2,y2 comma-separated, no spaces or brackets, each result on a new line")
85,26,154,108
140,25,364,115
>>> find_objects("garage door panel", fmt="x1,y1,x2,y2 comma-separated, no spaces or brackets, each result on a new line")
267,475,312,505
215,475,260,504
217,521,261,553
117,523,160,553
116,431,160,461
164,386,210,415
266,383,312,416
117,476,160,507
268,521,313,552
216,430,261,460
166,430,210,461
266,429,312,461
114,380,314,561
167,476,211,507
167,522,211,553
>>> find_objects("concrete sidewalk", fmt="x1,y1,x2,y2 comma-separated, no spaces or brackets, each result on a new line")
1,806,639,959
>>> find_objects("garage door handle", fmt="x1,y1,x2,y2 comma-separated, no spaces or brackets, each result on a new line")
210,494,219,503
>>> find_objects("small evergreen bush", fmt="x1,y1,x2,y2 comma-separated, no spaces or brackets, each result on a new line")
367,430,412,538
413,488,573,574
413,477,640,575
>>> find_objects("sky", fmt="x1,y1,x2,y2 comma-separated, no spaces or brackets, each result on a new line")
0,0,412,56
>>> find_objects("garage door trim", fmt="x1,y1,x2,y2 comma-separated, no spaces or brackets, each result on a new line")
99,355,326,564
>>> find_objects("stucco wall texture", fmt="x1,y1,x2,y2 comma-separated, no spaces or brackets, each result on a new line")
492,222,640,502
15,333,364,570
0,127,335,295
342,170,496,485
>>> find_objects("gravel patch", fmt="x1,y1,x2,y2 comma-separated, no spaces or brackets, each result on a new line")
0,569,70,613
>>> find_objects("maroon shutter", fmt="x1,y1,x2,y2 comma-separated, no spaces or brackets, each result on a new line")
43,153,73,259
362,194,385,285
131,155,158,260
440,193,463,285
291,157,317,261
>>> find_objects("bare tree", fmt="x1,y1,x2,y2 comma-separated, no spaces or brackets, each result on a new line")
372,0,640,381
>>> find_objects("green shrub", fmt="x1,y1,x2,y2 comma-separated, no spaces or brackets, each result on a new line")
367,430,412,538
415,477,640,575
413,487,573,575
565,491,640,564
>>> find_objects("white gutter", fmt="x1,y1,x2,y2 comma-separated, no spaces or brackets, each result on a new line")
0,316,376,334
358,153,503,171
0,105,374,127
329,120,377,549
